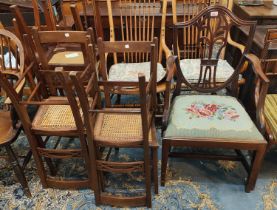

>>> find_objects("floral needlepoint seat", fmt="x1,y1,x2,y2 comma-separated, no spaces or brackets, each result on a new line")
164,95,264,141
264,94,277,141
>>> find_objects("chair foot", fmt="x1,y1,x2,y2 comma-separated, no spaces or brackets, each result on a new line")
161,141,170,187
5,145,31,197
245,146,266,192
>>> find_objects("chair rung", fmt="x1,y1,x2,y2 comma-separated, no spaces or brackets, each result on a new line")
46,177,90,189
96,160,144,173
100,193,146,207
37,148,82,159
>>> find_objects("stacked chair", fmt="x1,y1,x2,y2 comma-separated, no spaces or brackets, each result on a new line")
0,0,273,207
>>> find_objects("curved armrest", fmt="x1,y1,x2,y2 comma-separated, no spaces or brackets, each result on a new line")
162,56,177,131
244,53,270,134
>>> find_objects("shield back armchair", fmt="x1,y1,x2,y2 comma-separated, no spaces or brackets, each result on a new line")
161,6,267,192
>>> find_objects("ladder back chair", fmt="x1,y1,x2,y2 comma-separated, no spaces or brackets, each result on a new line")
0,29,31,197
161,6,267,192
257,29,277,150
70,40,159,207
32,27,96,71
0,58,95,189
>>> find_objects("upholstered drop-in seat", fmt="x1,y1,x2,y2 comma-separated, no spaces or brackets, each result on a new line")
0,111,17,145
180,59,235,83
164,95,264,141
108,62,166,82
264,94,277,141
94,109,156,146
48,51,84,65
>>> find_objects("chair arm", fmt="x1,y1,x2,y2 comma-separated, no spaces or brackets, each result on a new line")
244,53,270,134
162,56,176,131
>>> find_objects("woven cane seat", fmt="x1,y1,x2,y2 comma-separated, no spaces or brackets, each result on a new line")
94,109,154,146
32,97,79,133
0,111,17,145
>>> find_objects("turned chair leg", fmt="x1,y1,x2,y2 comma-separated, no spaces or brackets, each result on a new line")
5,145,31,198
161,141,170,186
245,146,266,192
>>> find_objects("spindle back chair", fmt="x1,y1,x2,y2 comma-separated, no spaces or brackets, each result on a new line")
0,29,30,197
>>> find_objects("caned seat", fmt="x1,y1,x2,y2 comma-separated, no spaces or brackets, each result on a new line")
264,94,277,141
0,111,17,145
94,110,154,146
108,62,166,82
165,95,264,141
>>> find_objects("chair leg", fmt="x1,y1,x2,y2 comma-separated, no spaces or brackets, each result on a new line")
161,140,170,186
37,136,56,176
5,145,31,198
152,147,158,194
245,146,266,192
22,150,32,170
144,148,152,208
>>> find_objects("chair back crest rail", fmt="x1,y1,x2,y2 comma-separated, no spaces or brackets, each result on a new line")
172,5,256,96
107,0,159,63
32,27,95,71
98,37,158,83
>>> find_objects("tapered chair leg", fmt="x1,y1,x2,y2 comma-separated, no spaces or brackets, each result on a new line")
246,146,266,192
5,145,31,198
161,140,170,186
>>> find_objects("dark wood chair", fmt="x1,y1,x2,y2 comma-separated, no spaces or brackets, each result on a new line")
0,29,31,197
0,58,94,189
256,29,277,150
70,40,159,207
161,6,268,192
32,27,96,71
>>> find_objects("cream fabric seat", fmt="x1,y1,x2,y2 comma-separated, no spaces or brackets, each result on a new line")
108,62,166,82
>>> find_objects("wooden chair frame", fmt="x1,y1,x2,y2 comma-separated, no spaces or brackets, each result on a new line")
0,29,31,197
70,40,159,207
161,6,268,192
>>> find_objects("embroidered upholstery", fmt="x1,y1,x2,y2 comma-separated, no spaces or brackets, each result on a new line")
108,62,166,82
48,51,84,65
264,94,277,141
180,59,235,83
164,95,264,141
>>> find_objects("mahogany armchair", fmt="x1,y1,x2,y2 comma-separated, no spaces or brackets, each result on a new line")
0,63,94,189
161,6,268,192
70,40,159,207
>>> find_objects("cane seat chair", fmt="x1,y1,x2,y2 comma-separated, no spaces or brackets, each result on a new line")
70,40,159,207
0,29,31,197
32,27,96,72
0,53,94,189
257,29,277,150
161,6,268,192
